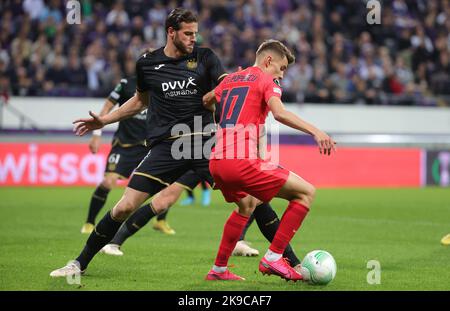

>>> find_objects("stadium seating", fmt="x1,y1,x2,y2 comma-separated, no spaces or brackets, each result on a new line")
0,0,449,105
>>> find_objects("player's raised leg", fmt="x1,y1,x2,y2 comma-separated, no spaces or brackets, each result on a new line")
259,172,314,281
252,202,301,270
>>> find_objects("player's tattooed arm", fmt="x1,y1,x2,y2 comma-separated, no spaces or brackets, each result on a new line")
74,92,149,136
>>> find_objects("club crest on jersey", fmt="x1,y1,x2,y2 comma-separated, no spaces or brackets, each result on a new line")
186,59,197,69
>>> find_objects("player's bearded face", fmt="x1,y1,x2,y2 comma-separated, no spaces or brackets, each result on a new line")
173,22,198,55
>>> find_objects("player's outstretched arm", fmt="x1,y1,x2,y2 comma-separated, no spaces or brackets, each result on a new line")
73,91,148,136
268,96,336,155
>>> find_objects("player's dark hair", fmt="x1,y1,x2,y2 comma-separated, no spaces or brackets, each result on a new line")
256,40,295,64
165,8,198,33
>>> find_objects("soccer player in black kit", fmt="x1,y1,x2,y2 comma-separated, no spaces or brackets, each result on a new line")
50,8,301,278
81,66,175,236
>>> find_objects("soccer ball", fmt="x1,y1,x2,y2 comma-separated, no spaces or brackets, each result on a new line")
300,250,337,285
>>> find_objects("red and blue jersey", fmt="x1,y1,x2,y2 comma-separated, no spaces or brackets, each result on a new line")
212,66,282,159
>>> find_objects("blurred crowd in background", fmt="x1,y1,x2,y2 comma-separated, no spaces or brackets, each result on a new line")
0,0,449,106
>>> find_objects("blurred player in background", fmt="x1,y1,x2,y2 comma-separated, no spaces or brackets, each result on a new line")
204,40,336,281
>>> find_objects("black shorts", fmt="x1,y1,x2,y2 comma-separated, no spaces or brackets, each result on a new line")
105,144,150,179
175,170,205,191
128,137,213,195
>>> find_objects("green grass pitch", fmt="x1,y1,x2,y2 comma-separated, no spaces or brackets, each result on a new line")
0,187,449,291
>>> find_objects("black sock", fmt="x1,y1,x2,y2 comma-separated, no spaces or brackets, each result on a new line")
76,211,122,270
110,202,157,246
86,185,110,224
238,213,255,240
157,209,169,221
253,202,301,267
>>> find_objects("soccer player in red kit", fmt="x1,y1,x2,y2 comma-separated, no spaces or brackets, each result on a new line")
203,40,336,281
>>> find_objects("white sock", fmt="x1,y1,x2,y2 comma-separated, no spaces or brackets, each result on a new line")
212,265,227,273
264,250,282,262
